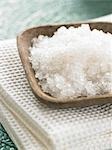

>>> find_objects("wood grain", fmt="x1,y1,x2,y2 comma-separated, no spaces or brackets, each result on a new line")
17,22,112,107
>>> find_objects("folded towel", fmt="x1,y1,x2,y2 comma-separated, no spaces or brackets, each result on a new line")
0,100,111,150
0,100,46,150
0,39,112,150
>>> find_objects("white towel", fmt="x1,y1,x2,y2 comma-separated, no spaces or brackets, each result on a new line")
0,37,112,149
0,100,46,150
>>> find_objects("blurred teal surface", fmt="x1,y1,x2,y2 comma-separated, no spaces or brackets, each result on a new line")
0,0,112,39
0,0,112,149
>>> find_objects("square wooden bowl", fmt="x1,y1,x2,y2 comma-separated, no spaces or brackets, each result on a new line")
17,22,112,107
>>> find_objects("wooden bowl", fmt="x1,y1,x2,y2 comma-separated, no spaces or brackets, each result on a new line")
17,22,112,107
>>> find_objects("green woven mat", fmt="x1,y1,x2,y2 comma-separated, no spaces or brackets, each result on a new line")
0,0,112,149
0,124,17,150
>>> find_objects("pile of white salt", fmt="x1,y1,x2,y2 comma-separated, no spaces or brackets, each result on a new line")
30,24,112,100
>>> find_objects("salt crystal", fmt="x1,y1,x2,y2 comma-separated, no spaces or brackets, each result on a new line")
29,24,112,100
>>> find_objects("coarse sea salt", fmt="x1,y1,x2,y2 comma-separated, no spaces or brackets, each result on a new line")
29,24,112,100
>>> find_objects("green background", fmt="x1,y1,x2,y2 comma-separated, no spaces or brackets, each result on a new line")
0,0,112,149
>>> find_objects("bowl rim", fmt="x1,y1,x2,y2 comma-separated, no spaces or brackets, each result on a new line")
17,22,112,107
